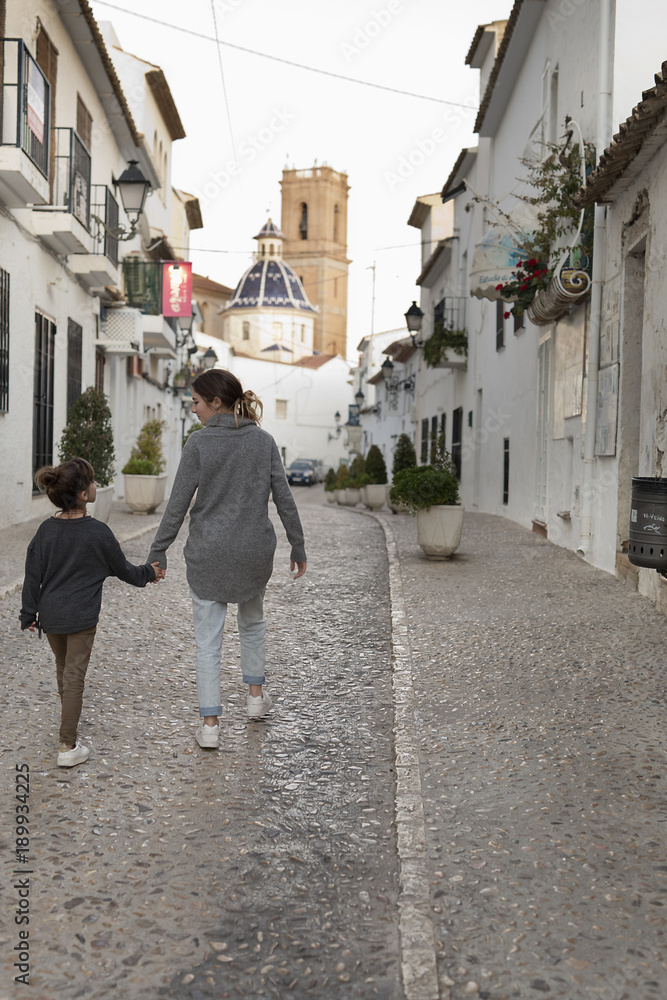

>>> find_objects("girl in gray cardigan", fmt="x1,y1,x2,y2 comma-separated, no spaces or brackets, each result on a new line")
147,369,307,749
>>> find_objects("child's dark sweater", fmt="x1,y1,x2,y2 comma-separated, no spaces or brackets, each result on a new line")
20,516,155,634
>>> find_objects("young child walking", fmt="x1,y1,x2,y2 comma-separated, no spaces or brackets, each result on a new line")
146,368,307,749
20,458,161,767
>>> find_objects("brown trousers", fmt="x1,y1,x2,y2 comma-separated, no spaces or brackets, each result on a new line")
46,627,97,747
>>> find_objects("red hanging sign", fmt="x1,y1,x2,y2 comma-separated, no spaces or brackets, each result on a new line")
162,262,192,317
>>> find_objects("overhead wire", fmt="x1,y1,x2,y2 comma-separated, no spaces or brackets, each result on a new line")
92,0,478,109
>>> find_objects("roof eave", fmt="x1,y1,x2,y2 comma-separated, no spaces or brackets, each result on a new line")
474,0,547,137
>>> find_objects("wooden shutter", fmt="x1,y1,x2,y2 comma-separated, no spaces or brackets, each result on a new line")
76,94,92,149
36,22,58,201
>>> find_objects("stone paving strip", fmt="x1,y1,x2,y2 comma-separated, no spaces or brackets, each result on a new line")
0,495,403,999
379,508,667,1000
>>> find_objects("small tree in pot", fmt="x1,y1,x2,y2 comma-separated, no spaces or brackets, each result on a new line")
334,463,349,503
58,387,116,522
345,454,366,506
324,467,337,503
390,437,464,559
122,419,168,514
388,433,417,513
363,444,388,510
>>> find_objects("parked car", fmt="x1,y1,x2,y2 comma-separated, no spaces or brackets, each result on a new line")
287,460,316,486
299,459,321,483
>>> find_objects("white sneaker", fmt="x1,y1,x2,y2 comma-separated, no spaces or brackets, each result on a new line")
247,692,273,719
58,742,90,767
195,722,219,748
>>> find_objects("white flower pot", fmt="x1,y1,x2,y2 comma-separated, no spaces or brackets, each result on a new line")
416,505,464,560
363,483,387,511
123,473,168,515
87,484,114,523
344,487,361,506
335,489,345,504
326,490,336,503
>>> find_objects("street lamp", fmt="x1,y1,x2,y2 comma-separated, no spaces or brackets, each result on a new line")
354,390,365,408
92,160,151,243
328,410,342,442
202,347,218,370
381,357,395,380
405,300,425,348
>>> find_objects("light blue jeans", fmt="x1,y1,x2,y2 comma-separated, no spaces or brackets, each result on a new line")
190,587,266,717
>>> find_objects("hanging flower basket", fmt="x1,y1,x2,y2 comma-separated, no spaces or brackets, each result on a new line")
526,247,592,326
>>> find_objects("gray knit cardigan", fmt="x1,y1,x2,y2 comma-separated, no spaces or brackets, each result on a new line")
146,414,306,603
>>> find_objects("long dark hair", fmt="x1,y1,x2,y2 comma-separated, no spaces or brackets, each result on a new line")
192,369,263,426
34,458,95,512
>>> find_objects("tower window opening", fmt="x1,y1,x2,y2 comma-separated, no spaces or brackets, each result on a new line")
333,204,339,241
299,203,308,240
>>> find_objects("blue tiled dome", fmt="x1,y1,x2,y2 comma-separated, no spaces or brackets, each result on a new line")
227,259,317,312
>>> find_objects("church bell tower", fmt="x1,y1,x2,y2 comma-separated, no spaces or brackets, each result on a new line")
280,164,350,357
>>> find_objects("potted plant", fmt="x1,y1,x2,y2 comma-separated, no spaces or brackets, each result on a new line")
334,463,349,504
324,467,337,503
58,387,116,523
121,419,167,514
172,366,191,390
363,445,388,510
422,324,468,369
389,440,464,559
388,433,417,513
345,454,365,506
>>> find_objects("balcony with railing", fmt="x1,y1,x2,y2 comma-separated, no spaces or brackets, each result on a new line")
423,296,468,370
0,39,51,206
122,258,177,356
68,184,120,292
32,127,93,254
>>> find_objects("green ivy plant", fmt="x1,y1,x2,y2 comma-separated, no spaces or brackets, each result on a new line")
423,323,468,368
489,136,596,317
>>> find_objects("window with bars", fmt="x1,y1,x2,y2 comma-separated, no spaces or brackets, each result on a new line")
67,318,82,414
503,438,510,504
420,418,429,464
451,406,463,480
430,415,438,463
0,268,9,413
33,313,56,485
440,412,446,449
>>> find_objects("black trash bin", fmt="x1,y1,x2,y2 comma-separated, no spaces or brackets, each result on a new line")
628,477,667,570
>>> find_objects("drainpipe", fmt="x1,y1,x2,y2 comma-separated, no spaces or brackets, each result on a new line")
576,0,613,558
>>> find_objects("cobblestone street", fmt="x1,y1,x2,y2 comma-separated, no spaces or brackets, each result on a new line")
2,488,667,999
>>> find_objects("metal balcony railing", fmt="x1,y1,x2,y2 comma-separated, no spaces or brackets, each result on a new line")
51,127,91,229
0,39,50,177
433,295,467,333
91,184,119,266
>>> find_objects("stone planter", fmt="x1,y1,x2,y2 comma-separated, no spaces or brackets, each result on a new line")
87,484,114,523
363,483,387,511
326,490,336,504
344,488,361,507
335,489,345,504
416,505,464,560
124,473,168,515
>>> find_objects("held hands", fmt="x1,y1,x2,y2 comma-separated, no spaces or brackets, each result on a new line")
150,562,166,582
291,560,307,580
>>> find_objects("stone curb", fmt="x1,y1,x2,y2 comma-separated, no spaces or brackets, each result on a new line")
331,503,443,1000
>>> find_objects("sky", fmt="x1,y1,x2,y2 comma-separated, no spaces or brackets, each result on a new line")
89,0,513,359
